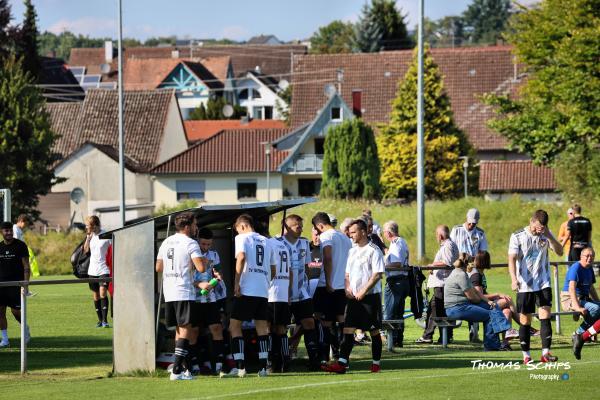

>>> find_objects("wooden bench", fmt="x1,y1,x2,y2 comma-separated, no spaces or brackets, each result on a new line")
432,317,464,348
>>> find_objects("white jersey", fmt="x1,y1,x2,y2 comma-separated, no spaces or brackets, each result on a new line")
509,227,552,293
235,231,275,298
13,225,24,241
427,239,459,288
88,229,111,276
268,238,291,303
157,232,202,302
450,224,488,257
194,249,221,303
346,242,385,296
278,236,312,302
318,229,352,290
385,237,409,277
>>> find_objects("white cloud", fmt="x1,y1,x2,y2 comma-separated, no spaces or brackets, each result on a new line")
48,17,116,37
219,25,250,41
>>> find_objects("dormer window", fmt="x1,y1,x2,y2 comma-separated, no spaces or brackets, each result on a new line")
239,89,249,100
252,89,261,99
331,107,342,121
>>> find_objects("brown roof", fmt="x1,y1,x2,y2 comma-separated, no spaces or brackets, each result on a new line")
290,46,520,151
46,89,177,171
184,119,287,142
123,58,180,90
201,56,231,82
152,128,291,174
478,160,556,192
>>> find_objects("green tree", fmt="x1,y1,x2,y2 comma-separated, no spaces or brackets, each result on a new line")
188,97,246,120
0,56,62,220
275,85,291,126
462,0,511,44
15,0,40,79
188,102,207,120
353,0,411,52
310,20,354,54
378,48,474,200
0,0,15,56
321,118,380,199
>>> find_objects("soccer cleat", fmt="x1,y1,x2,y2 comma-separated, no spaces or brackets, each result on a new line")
322,362,347,374
95,322,103,328
530,327,540,337
540,353,558,363
499,341,512,351
415,337,433,344
237,368,247,378
221,367,239,378
0,339,9,348
504,328,519,339
257,368,269,377
572,333,584,360
370,363,381,373
102,322,110,328
167,363,174,373
523,356,532,365
182,370,194,380
169,371,193,381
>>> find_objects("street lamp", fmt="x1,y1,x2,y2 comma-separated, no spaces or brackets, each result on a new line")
261,141,272,202
458,156,469,198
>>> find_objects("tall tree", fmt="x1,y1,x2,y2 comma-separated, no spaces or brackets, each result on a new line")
353,0,411,52
462,0,511,44
378,48,475,199
0,56,62,220
15,0,40,79
321,118,380,199
0,0,14,56
310,20,354,54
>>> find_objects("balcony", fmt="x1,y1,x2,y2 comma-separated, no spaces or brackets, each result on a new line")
284,154,324,173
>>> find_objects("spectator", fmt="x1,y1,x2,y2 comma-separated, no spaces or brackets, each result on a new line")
563,204,592,262
362,215,386,252
12,214,39,278
339,218,354,238
362,209,383,240
83,216,111,328
558,208,574,261
444,258,502,351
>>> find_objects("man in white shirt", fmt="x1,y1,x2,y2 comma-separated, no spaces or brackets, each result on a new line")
227,214,276,378
83,216,111,328
450,208,488,259
155,212,207,380
322,219,384,374
311,212,352,363
382,221,410,349
508,209,563,364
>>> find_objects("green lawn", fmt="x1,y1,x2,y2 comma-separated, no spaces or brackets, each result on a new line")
1,274,600,399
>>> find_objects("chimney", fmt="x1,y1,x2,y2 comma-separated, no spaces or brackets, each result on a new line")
254,65,261,74
352,89,362,117
171,50,180,59
104,41,113,63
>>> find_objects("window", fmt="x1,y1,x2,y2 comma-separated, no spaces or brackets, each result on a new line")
314,138,325,154
331,107,342,121
252,107,263,120
298,179,322,197
264,106,273,119
252,89,261,99
237,180,257,200
239,89,249,100
176,180,205,201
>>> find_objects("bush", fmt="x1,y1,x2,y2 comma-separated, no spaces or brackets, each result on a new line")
24,230,85,276
153,200,200,216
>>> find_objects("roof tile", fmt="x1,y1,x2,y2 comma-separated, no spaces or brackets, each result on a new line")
479,160,556,192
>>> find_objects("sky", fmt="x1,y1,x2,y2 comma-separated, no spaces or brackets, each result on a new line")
7,0,538,42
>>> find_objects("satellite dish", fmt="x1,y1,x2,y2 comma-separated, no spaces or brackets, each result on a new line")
70,187,85,205
324,83,337,99
278,79,289,91
100,63,111,74
222,104,234,118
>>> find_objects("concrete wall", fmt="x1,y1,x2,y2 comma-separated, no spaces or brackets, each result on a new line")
483,192,562,202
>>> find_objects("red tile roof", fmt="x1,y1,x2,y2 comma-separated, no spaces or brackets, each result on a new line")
152,128,292,174
184,120,287,142
290,46,520,151
479,160,556,192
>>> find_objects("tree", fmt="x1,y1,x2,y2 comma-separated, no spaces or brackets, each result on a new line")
321,118,380,199
0,0,15,56
15,0,40,79
378,48,474,199
462,0,511,44
188,103,207,120
310,20,354,54
0,56,62,220
187,97,246,120
353,0,411,53
275,85,291,126
483,0,600,167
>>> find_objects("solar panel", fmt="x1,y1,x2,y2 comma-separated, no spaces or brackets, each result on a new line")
83,75,101,84
68,67,85,76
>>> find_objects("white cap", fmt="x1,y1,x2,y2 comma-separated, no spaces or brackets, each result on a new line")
466,208,480,224
328,213,337,227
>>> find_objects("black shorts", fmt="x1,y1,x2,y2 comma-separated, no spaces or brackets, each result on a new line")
290,299,314,322
344,293,383,331
88,274,110,292
0,287,20,309
268,302,291,326
231,295,268,322
313,288,347,321
517,288,553,315
165,300,197,327
196,302,221,326
215,298,227,314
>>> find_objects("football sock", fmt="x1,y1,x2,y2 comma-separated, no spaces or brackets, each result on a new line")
94,300,102,322
173,338,189,374
270,333,281,365
280,334,290,360
304,328,320,364
232,336,245,370
198,334,210,365
213,339,225,368
582,319,600,341
540,319,552,350
371,333,382,363
338,333,354,366
100,297,109,323
318,322,330,361
519,324,531,355
330,325,340,356
258,335,270,370
223,329,232,358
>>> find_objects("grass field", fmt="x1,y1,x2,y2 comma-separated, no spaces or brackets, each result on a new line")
1,273,600,399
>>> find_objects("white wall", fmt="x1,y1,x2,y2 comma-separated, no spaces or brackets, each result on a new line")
236,77,286,120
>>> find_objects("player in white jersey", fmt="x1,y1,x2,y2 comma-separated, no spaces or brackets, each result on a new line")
227,214,276,378
450,208,488,259
155,212,207,380
323,219,384,374
83,215,112,328
267,237,292,372
311,212,352,363
279,214,321,370
508,209,563,364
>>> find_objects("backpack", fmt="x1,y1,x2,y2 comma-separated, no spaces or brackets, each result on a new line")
71,240,90,278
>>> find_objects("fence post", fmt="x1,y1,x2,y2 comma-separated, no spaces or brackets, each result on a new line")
552,263,561,335
20,286,27,375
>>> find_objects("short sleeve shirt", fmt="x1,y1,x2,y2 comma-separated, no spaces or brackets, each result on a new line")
235,232,275,298
279,236,312,302
562,262,596,297
427,239,459,288
450,224,488,257
318,229,352,290
568,217,592,244
88,230,111,276
268,238,291,303
0,239,29,281
157,233,202,302
444,268,473,308
385,237,409,277
508,227,552,293
345,242,385,296
193,249,221,303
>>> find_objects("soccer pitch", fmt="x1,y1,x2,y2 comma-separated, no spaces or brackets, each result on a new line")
1,273,599,400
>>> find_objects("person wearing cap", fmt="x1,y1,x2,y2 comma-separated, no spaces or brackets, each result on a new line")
558,208,574,262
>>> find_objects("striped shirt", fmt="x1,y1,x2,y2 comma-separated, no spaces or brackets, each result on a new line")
427,239,459,288
278,236,312,302
450,224,488,257
508,227,551,293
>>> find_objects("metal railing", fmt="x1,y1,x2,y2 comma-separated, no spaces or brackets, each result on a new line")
0,277,112,375
284,154,324,173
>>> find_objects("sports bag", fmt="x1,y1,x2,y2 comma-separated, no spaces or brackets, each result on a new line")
70,240,90,278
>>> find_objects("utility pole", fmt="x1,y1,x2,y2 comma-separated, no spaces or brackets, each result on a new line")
416,0,425,261
117,0,126,226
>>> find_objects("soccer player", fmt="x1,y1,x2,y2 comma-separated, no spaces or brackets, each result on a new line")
322,219,384,374
84,216,111,328
508,209,563,364
227,214,275,378
155,212,207,380
279,214,321,370
311,212,352,363
0,221,31,347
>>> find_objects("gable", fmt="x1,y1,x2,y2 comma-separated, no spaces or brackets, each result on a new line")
158,64,210,94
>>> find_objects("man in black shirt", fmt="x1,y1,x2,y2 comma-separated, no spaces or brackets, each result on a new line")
0,221,31,347
563,204,592,262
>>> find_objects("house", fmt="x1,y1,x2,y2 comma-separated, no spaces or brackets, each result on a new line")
39,57,86,102
247,35,283,45
235,69,288,120
43,89,188,229
184,119,286,143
